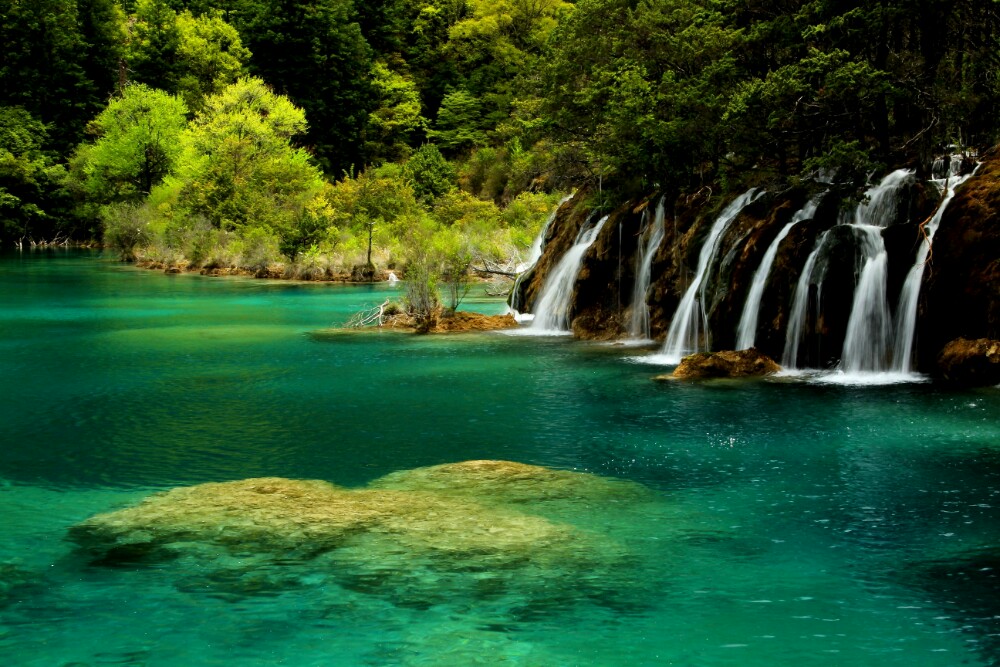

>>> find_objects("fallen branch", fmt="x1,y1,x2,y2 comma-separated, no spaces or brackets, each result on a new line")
344,299,391,328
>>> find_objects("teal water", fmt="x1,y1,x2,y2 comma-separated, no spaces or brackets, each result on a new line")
2,250,999,666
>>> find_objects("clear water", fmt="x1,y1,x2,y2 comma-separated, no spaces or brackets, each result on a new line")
2,250,1000,666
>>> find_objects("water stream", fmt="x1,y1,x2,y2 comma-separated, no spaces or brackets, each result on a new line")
891,159,976,372
526,214,608,333
736,195,822,350
627,198,666,340
658,189,762,363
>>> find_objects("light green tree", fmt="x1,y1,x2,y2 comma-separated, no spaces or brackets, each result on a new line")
169,77,329,258
365,60,426,162
73,83,188,204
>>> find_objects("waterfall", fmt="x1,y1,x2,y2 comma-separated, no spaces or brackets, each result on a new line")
840,225,893,372
659,189,762,363
627,198,666,340
782,230,831,368
510,193,574,316
837,169,914,372
527,214,609,333
891,158,976,372
736,195,822,350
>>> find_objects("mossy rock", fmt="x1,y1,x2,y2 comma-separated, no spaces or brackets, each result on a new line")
68,463,645,606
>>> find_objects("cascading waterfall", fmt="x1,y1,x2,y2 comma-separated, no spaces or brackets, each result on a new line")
510,194,575,318
891,157,976,373
659,189,762,363
627,198,666,340
736,195,822,350
837,169,914,372
839,226,893,372
527,215,609,333
782,230,832,368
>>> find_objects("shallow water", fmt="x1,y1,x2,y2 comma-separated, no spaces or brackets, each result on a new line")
2,250,999,666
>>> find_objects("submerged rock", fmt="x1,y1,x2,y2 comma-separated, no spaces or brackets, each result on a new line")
69,463,644,607
935,337,1000,386
368,459,652,505
69,476,579,564
666,348,781,380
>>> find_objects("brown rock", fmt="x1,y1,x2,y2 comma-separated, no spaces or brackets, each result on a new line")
670,348,781,380
935,337,1000,386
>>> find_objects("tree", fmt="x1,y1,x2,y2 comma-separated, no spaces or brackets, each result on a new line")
0,0,125,153
405,143,457,203
365,60,426,162
169,77,330,258
231,0,375,174
0,107,71,243
73,83,189,204
125,3,250,111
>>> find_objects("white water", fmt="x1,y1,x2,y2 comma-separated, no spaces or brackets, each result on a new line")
627,199,666,340
526,215,609,334
891,158,975,372
510,194,575,319
781,231,831,368
840,225,894,372
656,189,762,364
836,169,914,372
736,195,822,350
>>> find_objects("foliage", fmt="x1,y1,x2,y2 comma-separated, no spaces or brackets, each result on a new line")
0,107,71,243
0,0,124,153
229,0,375,174
365,61,426,162
72,83,189,206
405,143,457,203
102,202,152,260
125,1,250,111
170,76,329,258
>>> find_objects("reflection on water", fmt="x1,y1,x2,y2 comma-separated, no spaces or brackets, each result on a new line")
1,250,999,665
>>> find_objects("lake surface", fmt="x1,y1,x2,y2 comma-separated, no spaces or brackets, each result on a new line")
1,250,999,666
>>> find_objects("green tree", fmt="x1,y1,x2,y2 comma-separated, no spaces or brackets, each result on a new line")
125,2,250,111
405,143,457,203
231,0,375,174
0,0,125,153
365,61,426,162
169,76,329,258
73,83,189,205
0,107,71,243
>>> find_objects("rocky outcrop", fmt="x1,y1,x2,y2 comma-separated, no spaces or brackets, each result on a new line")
935,338,1000,386
921,150,1000,370
662,348,782,380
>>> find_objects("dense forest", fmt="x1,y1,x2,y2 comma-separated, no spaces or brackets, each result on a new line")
1,0,998,309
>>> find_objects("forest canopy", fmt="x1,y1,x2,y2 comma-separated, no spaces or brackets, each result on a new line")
1,0,997,292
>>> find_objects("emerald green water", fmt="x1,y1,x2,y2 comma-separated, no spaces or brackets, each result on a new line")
2,250,999,666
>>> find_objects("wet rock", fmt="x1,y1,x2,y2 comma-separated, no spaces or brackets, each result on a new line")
921,150,1000,371
667,348,781,380
935,337,1000,386
68,464,641,606
368,459,652,505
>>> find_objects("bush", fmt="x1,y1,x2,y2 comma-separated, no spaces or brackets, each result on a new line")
102,203,151,261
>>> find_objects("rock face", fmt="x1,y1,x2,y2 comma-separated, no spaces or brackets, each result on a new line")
69,461,653,607
668,348,782,380
935,338,1000,386
921,151,1000,370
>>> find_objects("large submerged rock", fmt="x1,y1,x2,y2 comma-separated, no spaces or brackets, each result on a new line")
69,461,649,607
935,337,1000,386
664,348,782,380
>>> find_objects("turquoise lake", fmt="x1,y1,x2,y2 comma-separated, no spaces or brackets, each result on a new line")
1,250,999,666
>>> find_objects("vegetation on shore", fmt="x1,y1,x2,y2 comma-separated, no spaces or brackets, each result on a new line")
1,0,997,310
